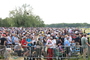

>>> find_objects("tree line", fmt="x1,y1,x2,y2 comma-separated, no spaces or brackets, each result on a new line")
0,4,45,27
46,23,90,28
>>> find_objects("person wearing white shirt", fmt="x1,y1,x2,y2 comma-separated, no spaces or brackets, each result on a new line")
68,35,72,44
6,34,12,45
6,34,12,48
46,37,53,60
31,38,36,46
52,38,57,57
52,39,56,48
14,35,19,45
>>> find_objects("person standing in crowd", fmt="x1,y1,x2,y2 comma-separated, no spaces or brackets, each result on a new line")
46,37,53,60
75,34,80,44
43,37,47,46
52,37,57,57
26,36,32,47
14,35,19,45
14,44,23,56
26,36,32,56
78,33,83,55
68,35,72,44
38,34,43,40
81,34,90,59
36,38,43,60
60,35,65,45
11,34,16,45
0,34,7,46
31,37,36,46
64,37,70,57
70,40,76,53
6,34,12,48
21,36,29,56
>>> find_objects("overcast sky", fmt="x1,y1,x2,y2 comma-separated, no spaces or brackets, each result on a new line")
0,0,90,24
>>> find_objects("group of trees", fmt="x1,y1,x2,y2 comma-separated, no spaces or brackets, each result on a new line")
0,4,45,27
46,23,90,28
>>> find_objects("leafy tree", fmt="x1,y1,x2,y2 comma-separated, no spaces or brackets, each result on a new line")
8,4,45,27
0,18,2,27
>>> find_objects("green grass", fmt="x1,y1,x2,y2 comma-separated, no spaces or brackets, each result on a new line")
81,28,90,33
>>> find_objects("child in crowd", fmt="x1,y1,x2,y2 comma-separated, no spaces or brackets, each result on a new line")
70,40,76,53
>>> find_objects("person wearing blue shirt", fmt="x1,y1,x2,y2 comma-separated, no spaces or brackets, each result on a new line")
26,36,32,55
64,39,70,46
12,34,16,45
26,36,32,47
64,37,70,57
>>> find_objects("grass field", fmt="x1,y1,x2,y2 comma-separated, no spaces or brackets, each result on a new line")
82,28,90,38
82,28,90,33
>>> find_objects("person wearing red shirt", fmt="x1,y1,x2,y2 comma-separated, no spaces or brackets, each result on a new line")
21,36,29,56
21,37,28,48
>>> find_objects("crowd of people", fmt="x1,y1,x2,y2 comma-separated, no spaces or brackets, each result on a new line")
0,27,90,60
